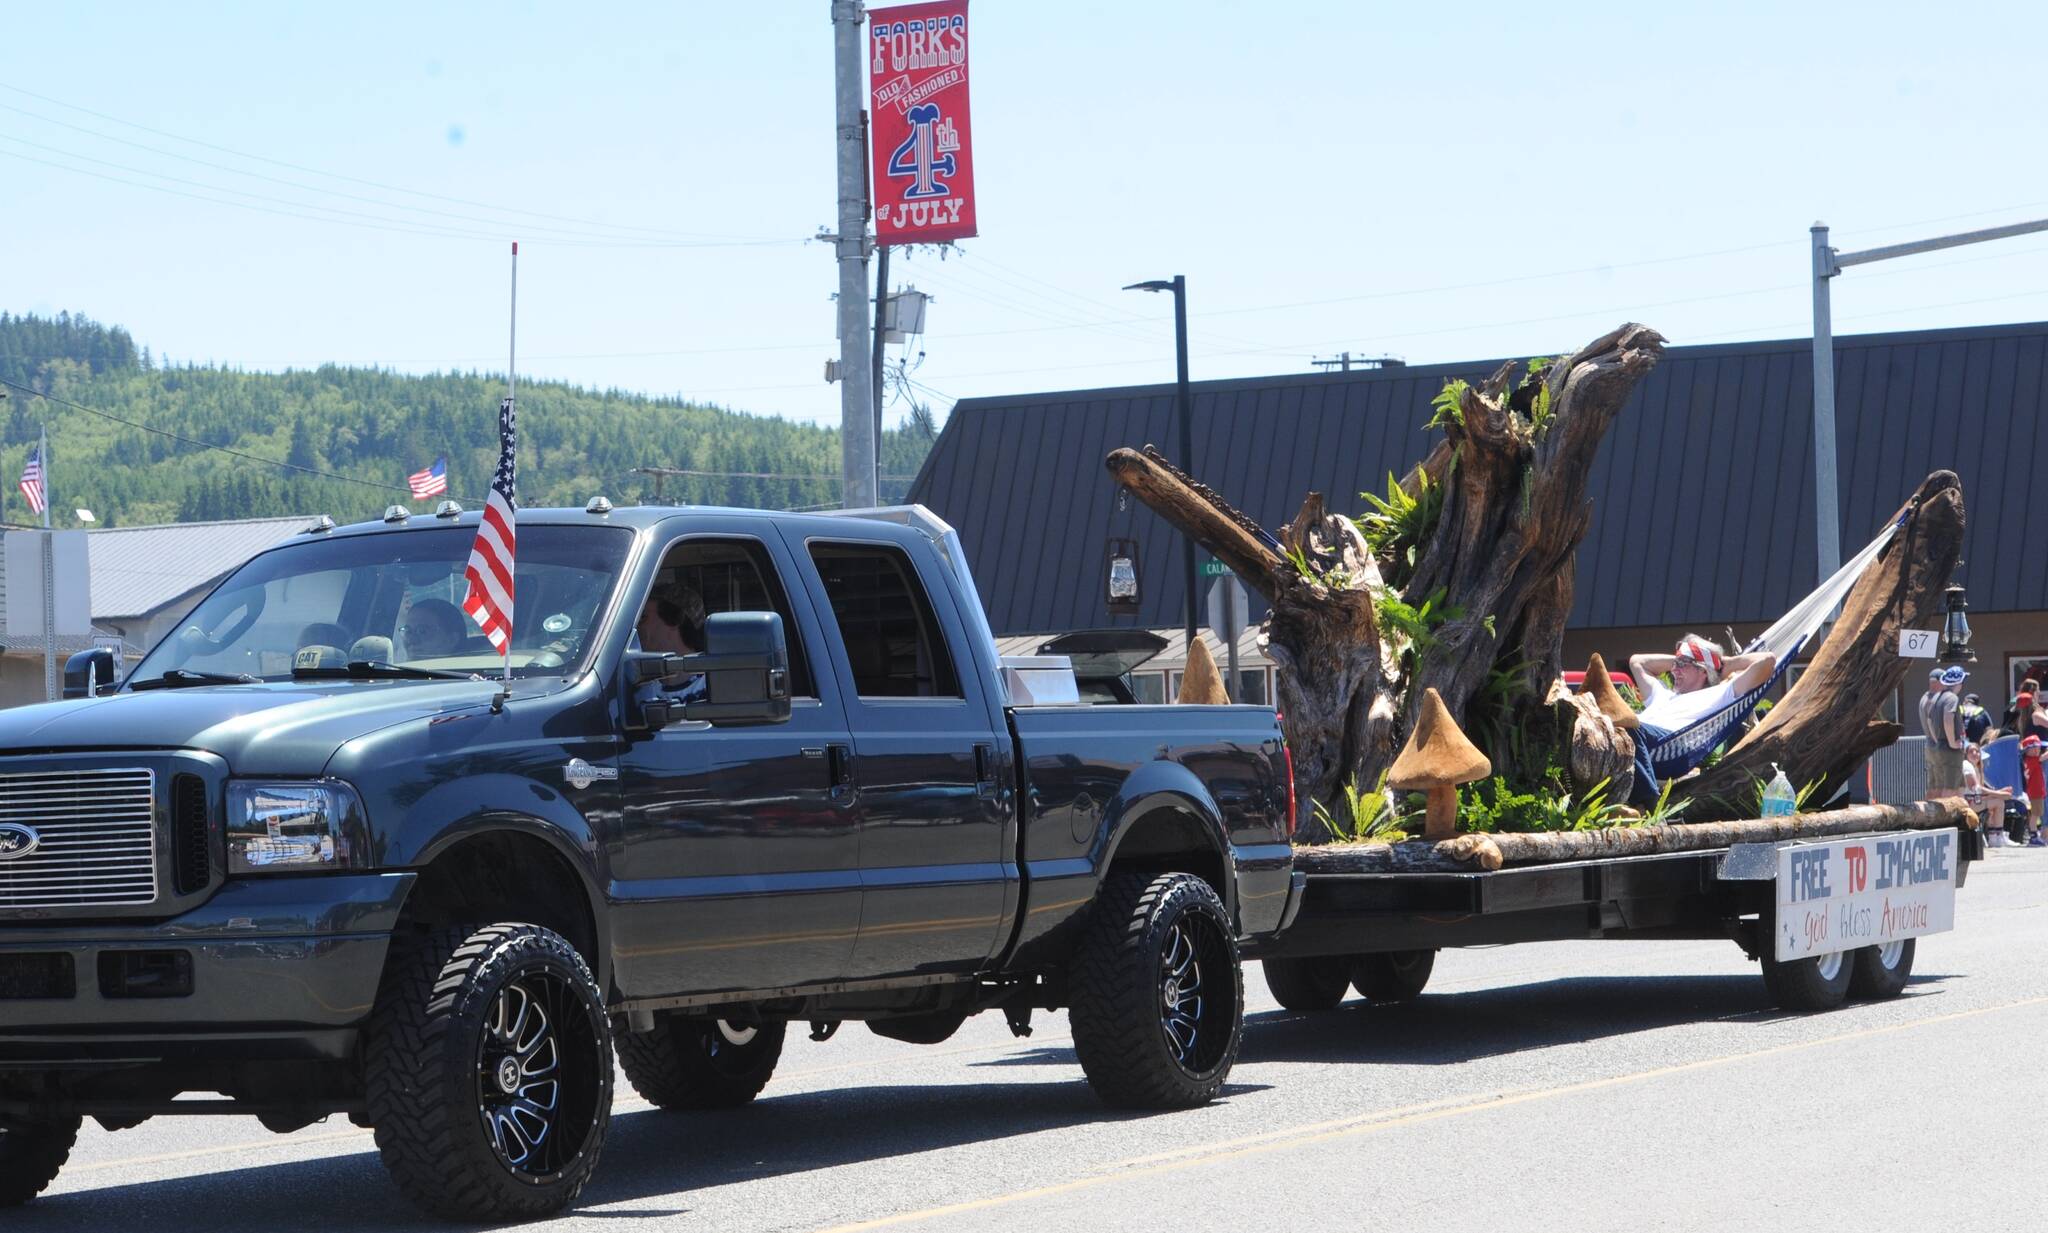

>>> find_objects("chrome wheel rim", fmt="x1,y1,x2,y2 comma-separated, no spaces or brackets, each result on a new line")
1158,911,1233,1077
1875,940,1906,970
476,967,600,1184
1814,950,1845,982
714,1019,758,1048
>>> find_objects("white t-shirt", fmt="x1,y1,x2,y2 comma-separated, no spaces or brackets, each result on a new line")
1637,677,1737,732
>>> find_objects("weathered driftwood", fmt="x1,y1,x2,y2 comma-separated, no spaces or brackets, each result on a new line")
1676,470,1967,820
1296,800,1976,874
1108,449,1390,841
1107,324,1666,841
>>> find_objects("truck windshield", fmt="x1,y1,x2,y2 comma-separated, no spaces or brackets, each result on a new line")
126,525,634,685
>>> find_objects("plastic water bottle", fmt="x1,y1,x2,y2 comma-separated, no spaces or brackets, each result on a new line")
1761,763,1797,818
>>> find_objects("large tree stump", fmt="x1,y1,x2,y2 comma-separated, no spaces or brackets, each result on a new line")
1108,324,1665,841
1676,471,1968,819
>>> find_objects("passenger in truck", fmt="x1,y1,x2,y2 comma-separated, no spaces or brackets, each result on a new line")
398,598,468,659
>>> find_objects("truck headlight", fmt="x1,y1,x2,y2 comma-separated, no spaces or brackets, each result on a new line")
226,780,366,873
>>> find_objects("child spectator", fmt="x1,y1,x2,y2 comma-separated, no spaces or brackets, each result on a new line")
1962,742,2012,844
2023,736,2048,847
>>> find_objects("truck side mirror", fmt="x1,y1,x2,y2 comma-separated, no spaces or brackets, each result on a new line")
626,612,792,729
63,648,118,700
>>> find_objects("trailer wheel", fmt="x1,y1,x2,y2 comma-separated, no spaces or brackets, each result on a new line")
1071,872,1243,1109
1260,956,1351,1010
0,1114,80,1207
617,1016,786,1109
1351,949,1435,1003
1760,947,1854,1012
1848,939,1916,1001
366,924,613,1221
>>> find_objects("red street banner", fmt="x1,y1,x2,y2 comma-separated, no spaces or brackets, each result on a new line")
868,1,976,246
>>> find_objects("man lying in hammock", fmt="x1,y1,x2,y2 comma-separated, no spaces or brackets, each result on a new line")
1624,634,1777,806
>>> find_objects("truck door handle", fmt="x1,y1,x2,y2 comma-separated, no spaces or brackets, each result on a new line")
828,744,854,792
974,743,997,797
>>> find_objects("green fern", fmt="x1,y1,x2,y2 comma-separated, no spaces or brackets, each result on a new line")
1427,379,1468,430
1316,772,1416,844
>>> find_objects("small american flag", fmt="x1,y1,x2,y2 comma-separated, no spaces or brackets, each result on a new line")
462,399,517,653
407,455,449,499
17,445,45,516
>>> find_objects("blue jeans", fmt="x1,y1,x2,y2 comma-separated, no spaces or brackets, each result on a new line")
1628,723,1677,809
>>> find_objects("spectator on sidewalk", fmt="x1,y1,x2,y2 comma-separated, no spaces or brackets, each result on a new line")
1961,692,1993,745
2023,736,2048,847
1919,666,1967,797
2008,678,2047,742
1962,742,2012,844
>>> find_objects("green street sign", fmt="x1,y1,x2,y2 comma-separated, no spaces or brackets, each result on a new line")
1200,559,1232,578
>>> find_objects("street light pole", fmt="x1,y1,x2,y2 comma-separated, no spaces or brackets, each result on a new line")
1124,275,1199,655
1809,212,2048,581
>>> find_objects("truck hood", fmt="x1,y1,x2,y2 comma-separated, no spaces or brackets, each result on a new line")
0,679,524,775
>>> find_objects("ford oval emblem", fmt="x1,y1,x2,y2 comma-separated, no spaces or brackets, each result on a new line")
0,823,40,861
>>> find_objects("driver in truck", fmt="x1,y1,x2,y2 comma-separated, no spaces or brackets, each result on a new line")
636,577,705,656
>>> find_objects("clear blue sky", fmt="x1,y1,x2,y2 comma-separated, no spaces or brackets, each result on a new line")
3,1,2045,428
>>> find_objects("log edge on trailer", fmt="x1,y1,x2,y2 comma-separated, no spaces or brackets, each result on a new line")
1293,799,1977,875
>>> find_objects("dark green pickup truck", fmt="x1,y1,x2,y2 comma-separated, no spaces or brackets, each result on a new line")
0,502,1297,1220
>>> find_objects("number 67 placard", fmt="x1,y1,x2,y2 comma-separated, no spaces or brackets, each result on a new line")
1899,629,1939,658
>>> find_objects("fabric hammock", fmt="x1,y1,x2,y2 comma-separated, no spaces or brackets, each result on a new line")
1641,510,1909,781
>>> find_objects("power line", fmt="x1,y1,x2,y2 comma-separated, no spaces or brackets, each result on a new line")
0,104,772,247
0,138,803,249
0,79,779,243
0,376,458,500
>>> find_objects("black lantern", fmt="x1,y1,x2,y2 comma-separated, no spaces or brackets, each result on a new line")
1105,537,1141,616
1939,583,1975,665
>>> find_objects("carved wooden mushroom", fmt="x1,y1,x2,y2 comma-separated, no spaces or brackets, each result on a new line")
1583,652,1639,730
1387,688,1492,842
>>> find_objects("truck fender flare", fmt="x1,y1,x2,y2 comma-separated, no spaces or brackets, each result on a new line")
1097,760,1238,920
400,777,611,964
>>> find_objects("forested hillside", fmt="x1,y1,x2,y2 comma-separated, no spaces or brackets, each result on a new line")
0,312,937,528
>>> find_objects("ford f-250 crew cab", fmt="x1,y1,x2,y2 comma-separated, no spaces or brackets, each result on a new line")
0,502,1297,1220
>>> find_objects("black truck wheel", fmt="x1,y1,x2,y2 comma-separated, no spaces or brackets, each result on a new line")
1848,939,1916,1001
1071,872,1243,1109
1350,949,1436,1003
617,1016,787,1109
1760,947,1854,1012
366,924,613,1222
0,1114,80,1207
1260,956,1351,1010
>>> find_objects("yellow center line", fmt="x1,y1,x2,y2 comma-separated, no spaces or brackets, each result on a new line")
809,993,2048,1233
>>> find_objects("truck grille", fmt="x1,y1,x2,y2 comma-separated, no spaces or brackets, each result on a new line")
0,768,158,908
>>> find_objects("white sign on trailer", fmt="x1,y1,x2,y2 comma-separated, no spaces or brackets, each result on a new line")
1774,831,1958,961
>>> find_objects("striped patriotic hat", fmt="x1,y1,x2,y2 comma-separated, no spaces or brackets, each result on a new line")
1675,635,1724,683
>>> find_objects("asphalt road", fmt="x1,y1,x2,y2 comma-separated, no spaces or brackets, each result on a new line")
23,848,2048,1233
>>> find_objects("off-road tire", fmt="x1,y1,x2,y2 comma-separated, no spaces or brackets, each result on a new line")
0,1114,80,1207
1351,949,1435,1003
1760,947,1854,1012
1070,872,1243,1109
1848,939,1916,1001
1260,956,1351,1011
617,1016,786,1109
366,924,613,1221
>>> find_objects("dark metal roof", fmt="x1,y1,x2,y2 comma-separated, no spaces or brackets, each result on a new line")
910,321,2048,635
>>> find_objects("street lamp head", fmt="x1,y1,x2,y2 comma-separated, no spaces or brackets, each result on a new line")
1122,280,1175,294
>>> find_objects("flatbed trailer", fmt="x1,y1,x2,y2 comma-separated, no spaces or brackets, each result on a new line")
1246,822,1984,1013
